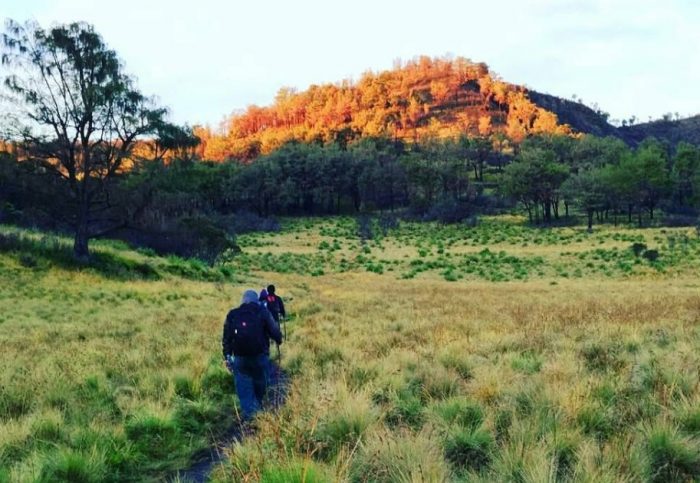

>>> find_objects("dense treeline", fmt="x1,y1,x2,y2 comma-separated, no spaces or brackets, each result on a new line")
3,128,700,262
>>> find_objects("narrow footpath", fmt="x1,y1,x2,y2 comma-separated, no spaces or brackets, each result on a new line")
172,363,288,483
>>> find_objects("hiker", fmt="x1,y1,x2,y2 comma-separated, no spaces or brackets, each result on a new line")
265,284,286,323
222,289,282,421
258,288,268,309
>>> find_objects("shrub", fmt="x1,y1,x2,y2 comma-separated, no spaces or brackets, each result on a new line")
422,197,473,224
642,249,660,262
631,242,647,257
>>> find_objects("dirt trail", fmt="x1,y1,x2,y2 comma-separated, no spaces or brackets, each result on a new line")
172,363,288,483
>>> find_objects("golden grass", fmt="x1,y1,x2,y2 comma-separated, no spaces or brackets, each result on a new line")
2,218,700,481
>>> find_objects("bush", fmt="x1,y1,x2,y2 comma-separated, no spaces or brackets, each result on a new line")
631,242,647,257
642,249,660,262
117,215,239,264
422,197,473,224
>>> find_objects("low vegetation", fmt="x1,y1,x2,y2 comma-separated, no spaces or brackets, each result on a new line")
1,217,700,481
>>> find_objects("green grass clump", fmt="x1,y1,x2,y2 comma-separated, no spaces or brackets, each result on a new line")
349,431,448,483
510,352,543,374
644,424,700,482
314,399,378,460
38,449,107,483
580,342,625,372
443,426,494,473
260,459,329,483
429,398,485,430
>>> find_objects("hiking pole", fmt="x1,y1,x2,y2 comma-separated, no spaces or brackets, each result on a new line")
282,315,287,342
276,342,282,366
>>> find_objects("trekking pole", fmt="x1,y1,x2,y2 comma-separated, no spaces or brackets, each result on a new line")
276,342,282,366
283,316,287,342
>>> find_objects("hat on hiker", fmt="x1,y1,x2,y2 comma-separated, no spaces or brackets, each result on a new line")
241,289,258,305
267,284,275,294
259,288,268,300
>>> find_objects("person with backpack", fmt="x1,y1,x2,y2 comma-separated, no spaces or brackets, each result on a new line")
258,288,268,309
222,289,282,421
265,284,286,323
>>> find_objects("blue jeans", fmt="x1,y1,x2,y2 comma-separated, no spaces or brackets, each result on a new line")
232,354,270,420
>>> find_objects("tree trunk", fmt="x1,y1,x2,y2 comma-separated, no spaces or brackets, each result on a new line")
73,221,90,262
637,209,642,227
565,201,569,218
628,204,633,223
587,209,593,233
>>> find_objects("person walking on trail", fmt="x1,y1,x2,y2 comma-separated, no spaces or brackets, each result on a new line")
258,288,268,309
265,284,286,323
222,290,282,421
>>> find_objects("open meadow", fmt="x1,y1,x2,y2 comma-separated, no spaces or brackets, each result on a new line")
1,217,700,482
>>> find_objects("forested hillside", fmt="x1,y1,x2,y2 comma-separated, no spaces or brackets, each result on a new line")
195,57,572,161
194,56,699,162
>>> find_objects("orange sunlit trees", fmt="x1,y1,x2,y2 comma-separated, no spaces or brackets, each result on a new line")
199,56,572,161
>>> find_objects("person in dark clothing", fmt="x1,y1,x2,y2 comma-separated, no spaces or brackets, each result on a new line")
222,289,282,420
265,284,286,323
259,288,268,309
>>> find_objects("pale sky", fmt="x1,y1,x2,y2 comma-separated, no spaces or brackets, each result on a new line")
2,0,699,128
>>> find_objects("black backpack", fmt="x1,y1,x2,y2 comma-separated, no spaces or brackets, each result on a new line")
266,294,281,317
227,304,266,356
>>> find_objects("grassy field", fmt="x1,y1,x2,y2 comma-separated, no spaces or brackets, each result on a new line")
1,218,700,482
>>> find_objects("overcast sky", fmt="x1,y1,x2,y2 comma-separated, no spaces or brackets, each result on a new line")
2,0,699,127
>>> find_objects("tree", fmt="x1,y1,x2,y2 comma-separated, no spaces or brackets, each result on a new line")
501,147,569,223
632,139,671,222
1,20,168,260
561,169,607,231
671,142,700,208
